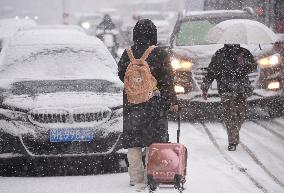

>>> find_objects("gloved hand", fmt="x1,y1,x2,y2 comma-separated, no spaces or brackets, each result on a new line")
170,104,179,112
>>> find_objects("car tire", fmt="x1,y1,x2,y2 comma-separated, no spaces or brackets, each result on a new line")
102,153,127,173
267,98,284,118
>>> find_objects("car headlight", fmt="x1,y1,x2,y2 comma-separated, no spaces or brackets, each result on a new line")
171,58,193,71
81,22,90,29
257,54,281,68
174,85,185,94
267,81,280,90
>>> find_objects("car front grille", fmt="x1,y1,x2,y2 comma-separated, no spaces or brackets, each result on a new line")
28,108,111,125
192,67,259,88
73,112,108,123
192,68,208,87
30,113,68,123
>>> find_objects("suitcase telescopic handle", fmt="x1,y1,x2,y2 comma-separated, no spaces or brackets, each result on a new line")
177,105,181,143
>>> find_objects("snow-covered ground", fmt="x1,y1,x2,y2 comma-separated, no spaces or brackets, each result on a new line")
0,117,284,193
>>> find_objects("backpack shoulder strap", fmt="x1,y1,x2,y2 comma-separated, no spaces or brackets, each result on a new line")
126,48,136,63
140,45,156,61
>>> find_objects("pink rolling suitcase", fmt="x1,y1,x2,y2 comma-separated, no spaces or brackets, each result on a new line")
147,111,187,193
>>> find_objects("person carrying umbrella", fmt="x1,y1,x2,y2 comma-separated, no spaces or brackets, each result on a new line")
202,19,276,151
201,44,257,151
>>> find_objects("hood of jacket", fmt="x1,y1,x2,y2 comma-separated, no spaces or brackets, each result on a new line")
133,19,157,46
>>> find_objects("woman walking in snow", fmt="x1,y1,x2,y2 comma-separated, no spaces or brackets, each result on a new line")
117,19,178,188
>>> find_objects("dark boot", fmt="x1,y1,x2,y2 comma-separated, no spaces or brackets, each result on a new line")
228,144,237,151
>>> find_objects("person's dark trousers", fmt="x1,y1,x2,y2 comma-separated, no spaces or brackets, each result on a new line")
221,96,247,145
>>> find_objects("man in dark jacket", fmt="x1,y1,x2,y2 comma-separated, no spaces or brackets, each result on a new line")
117,19,178,188
201,44,257,151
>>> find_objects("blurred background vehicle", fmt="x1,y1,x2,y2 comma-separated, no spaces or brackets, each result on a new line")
168,9,284,120
203,0,284,34
0,26,125,176
77,13,103,36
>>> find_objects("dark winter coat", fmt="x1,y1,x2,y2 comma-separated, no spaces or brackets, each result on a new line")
117,19,177,149
201,44,257,98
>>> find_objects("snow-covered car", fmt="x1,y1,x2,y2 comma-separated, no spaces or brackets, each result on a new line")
169,9,284,119
0,27,124,175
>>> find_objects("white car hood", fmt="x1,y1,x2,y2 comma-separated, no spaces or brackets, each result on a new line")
3,92,122,111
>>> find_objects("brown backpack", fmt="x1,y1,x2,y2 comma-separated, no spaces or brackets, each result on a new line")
124,45,157,104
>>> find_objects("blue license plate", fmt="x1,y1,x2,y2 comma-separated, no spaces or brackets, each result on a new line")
50,128,93,142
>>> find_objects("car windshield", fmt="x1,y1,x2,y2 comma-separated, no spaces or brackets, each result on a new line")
176,19,219,46
10,79,122,95
176,18,241,46
175,15,256,46
0,44,121,92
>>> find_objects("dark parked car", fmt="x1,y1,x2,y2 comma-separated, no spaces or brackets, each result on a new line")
169,9,284,119
0,27,125,176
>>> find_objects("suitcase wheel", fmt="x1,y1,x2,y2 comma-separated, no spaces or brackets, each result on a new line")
174,175,185,192
147,175,157,192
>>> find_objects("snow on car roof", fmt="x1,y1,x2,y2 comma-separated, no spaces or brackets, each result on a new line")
184,10,251,17
0,28,121,87
9,27,99,46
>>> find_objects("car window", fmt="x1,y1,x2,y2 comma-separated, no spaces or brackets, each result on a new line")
176,20,215,46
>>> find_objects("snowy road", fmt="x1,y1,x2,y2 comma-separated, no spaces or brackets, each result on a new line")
0,117,284,193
